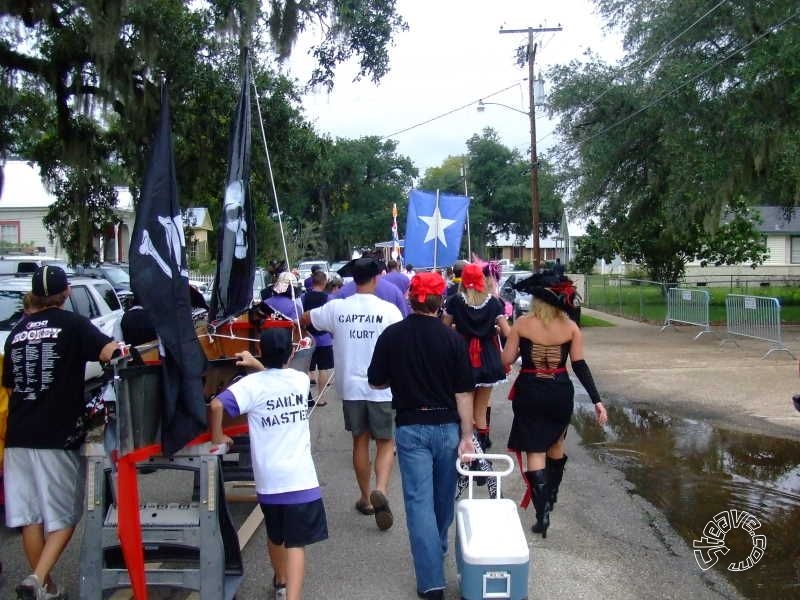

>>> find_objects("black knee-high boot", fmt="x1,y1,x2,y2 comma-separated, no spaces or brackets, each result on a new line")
545,455,568,512
525,469,550,538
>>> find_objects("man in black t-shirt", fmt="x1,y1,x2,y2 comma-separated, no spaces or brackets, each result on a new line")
301,270,334,403
368,272,474,600
2,266,118,600
121,293,157,347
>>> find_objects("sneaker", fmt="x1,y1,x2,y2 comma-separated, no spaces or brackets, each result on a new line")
273,576,287,600
16,574,43,600
417,589,444,600
43,586,66,600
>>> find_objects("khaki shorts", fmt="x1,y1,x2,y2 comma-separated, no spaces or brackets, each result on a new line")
4,447,85,531
342,400,394,440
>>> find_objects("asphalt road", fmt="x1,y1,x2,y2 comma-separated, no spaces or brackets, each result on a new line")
0,343,743,599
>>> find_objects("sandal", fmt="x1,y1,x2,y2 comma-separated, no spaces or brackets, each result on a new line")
369,490,394,531
315,400,328,407
355,500,374,515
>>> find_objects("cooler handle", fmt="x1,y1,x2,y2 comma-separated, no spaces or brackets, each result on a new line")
482,570,511,598
456,454,514,499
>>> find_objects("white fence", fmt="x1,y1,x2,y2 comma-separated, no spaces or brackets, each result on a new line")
722,294,795,359
188,272,214,287
661,287,714,340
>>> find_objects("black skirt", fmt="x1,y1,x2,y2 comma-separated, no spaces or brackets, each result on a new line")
507,374,574,452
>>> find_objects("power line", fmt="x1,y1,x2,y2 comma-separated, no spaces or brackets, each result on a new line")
574,7,800,147
379,3,732,152
580,0,728,114
379,80,524,140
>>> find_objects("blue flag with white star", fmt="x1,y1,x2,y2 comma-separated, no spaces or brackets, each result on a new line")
404,189,470,269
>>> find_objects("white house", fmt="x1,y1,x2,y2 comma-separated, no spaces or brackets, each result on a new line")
0,159,135,261
184,206,213,261
486,217,586,266
0,159,212,264
684,206,800,277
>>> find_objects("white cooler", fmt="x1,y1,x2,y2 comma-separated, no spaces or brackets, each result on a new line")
455,454,530,600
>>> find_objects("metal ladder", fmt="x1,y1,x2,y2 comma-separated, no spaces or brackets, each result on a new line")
79,443,243,599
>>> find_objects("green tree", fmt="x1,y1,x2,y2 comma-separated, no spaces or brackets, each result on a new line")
311,136,417,260
0,0,407,262
547,0,796,280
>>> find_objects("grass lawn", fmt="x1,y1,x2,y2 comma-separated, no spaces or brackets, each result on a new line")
584,277,800,324
581,314,615,327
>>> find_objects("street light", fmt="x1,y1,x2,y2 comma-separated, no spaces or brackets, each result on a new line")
477,92,542,269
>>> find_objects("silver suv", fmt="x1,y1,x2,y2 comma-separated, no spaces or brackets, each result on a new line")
499,271,533,321
0,274,124,380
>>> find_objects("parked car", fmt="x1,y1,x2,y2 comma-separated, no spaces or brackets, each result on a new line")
297,260,330,281
0,274,124,381
76,263,131,294
330,260,348,274
0,255,75,276
497,258,516,272
499,271,533,321
194,267,268,311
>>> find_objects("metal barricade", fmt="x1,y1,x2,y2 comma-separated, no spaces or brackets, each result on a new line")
661,287,715,340
722,294,796,359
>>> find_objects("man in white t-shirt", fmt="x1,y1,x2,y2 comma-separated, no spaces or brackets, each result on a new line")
302,257,403,531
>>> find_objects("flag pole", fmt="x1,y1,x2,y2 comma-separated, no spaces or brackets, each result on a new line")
433,189,440,270
461,166,471,258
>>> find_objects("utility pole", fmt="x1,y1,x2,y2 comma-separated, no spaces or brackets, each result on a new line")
500,26,561,270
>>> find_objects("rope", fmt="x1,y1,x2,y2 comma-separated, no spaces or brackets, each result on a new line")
249,59,304,344
307,370,335,418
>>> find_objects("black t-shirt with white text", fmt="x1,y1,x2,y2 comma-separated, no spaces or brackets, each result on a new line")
3,307,113,449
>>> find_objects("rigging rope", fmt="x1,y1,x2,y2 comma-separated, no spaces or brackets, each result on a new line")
249,59,304,342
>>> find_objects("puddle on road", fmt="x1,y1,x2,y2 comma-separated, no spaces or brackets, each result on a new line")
573,403,800,599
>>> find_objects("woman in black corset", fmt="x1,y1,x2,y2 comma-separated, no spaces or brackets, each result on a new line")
501,274,607,537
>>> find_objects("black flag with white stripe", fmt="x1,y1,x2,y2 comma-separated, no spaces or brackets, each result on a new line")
130,82,207,456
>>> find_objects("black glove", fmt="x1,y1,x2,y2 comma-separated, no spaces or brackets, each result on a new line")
572,359,602,404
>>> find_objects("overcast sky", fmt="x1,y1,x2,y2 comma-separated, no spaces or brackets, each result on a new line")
287,0,624,175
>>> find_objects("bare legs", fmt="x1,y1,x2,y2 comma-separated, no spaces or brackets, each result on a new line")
21,524,74,590
268,540,305,600
353,432,373,507
374,438,395,493
352,432,394,508
473,387,492,430
314,368,332,405
526,430,567,469
546,431,566,461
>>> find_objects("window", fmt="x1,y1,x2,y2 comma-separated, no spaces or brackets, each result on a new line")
511,246,523,260
0,221,20,246
0,290,25,330
67,285,99,319
95,282,121,310
791,237,800,264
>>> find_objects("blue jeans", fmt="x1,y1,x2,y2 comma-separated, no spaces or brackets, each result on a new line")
395,422,460,594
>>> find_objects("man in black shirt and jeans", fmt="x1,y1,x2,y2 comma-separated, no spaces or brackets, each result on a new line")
368,271,474,600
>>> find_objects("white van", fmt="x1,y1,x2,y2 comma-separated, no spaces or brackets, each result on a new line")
0,255,72,276
297,260,330,281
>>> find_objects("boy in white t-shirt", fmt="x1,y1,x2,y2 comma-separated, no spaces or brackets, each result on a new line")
209,328,327,600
